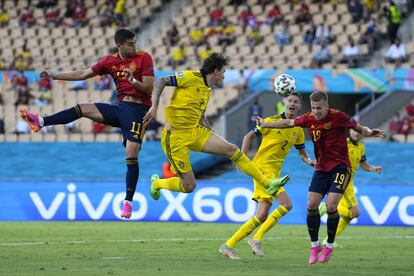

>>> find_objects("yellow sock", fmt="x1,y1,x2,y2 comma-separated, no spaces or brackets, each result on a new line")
225,216,262,248
154,177,185,192
253,205,289,240
338,204,353,218
336,216,352,237
230,148,269,187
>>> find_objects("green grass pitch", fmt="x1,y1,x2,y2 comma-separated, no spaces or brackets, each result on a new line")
0,222,412,275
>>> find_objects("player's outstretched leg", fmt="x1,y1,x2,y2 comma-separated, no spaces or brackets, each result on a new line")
19,107,42,132
218,244,240,260
266,175,290,195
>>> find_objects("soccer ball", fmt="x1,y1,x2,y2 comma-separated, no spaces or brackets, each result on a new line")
273,74,296,97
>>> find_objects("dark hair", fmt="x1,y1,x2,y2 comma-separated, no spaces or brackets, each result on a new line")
289,92,302,101
200,52,229,74
310,91,328,102
114,28,136,45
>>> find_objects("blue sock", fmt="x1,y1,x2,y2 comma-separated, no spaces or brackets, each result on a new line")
307,208,321,242
44,105,83,126
125,158,138,201
327,210,340,243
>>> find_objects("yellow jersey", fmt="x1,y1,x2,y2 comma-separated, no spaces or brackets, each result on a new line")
347,138,366,176
165,70,211,129
253,114,305,172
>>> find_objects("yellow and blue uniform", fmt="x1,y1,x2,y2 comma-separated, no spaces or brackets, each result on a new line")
339,138,366,208
252,113,305,203
161,70,212,175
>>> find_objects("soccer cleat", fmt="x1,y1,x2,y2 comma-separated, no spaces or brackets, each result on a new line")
308,243,323,265
322,238,342,248
120,201,132,218
319,202,327,216
218,244,240,260
319,246,334,263
150,174,161,200
247,238,264,257
266,175,290,195
19,107,42,132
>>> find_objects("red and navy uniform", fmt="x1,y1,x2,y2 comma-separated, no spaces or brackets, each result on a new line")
294,109,357,194
91,50,154,145
92,50,154,106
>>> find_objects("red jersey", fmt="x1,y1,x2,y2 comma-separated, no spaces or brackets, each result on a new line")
91,50,154,106
294,109,357,172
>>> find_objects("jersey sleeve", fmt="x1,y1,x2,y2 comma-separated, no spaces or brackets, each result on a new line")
294,127,306,149
91,56,109,75
294,113,311,127
257,117,272,136
336,111,358,128
169,71,192,87
142,53,155,77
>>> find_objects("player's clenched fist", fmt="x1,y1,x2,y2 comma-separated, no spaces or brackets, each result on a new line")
40,70,54,79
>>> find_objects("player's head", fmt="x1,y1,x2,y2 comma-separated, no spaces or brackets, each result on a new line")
310,91,329,120
114,28,136,57
349,128,362,142
283,92,302,118
201,52,229,87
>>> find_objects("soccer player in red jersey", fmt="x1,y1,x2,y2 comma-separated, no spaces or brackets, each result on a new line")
256,91,384,264
19,29,154,219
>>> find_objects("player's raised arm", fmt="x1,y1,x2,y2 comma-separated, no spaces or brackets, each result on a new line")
241,130,256,154
40,68,97,81
143,76,173,124
353,122,385,138
360,161,382,174
256,116,295,128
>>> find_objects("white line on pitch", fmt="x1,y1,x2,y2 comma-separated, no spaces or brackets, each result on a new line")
1,235,413,246
102,257,123,260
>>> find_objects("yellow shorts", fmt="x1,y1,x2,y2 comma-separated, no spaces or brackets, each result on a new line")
339,181,358,209
252,169,285,203
161,125,212,175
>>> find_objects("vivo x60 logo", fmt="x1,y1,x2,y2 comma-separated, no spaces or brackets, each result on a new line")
29,183,257,222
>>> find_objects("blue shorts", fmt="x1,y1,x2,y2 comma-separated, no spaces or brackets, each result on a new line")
95,102,149,145
309,164,351,195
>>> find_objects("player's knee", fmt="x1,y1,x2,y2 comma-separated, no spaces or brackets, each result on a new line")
281,202,292,211
326,204,337,213
256,214,267,222
181,180,196,193
226,143,239,157
78,103,91,116
352,209,360,218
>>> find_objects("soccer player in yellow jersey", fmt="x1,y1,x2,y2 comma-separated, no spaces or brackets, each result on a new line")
219,93,315,259
143,53,289,200
320,128,382,245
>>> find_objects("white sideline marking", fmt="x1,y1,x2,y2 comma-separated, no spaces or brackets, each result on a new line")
102,257,123,260
1,235,413,247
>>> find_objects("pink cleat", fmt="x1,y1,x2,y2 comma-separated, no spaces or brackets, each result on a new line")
319,246,334,263
121,201,132,218
308,244,323,265
19,107,42,132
